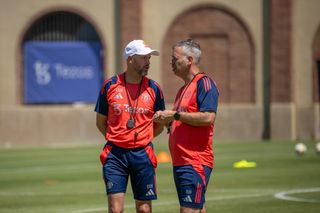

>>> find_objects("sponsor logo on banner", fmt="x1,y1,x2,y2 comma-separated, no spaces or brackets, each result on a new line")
33,61,94,85
34,61,51,85
24,41,102,103
55,63,93,80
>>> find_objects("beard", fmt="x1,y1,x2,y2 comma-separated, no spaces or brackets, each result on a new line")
138,65,149,76
142,71,148,76
172,64,179,76
172,65,177,73
138,70,148,76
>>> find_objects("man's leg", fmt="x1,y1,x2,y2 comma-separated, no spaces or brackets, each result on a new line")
174,165,212,213
101,143,129,213
200,166,212,213
135,200,152,213
180,206,201,213
200,204,206,213
129,144,157,213
180,204,207,213
108,193,125,213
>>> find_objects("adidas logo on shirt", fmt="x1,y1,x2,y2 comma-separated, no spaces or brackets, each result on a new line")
114,93,123,99
146,189,155,196
182,195,192,203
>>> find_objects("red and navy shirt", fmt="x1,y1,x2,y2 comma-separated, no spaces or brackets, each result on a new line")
95,73,165,148
169,73,219,169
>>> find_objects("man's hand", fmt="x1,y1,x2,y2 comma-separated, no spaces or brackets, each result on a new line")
153,110,175,125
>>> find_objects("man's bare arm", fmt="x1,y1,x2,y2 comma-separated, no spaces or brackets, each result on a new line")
153,122,164,137
96,113,108,137
154,110,216,127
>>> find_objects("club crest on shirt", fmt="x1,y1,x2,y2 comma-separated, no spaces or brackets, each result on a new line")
141,93,150,103
184,91,192,99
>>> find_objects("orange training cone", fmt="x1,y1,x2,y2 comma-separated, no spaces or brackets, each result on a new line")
157,151,171,163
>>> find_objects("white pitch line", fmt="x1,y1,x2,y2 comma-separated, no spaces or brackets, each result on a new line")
274,187,320,203
71,192,271,213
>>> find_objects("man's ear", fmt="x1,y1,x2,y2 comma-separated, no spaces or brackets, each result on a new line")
127,56,134,63
187,56,193,65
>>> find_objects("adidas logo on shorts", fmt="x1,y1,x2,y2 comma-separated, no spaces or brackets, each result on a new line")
146,189,155,196
182,195,192,203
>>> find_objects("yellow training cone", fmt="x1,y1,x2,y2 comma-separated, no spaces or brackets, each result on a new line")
157,151,171,163
233,160,256,168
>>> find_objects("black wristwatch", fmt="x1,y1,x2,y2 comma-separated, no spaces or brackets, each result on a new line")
173,111,180,120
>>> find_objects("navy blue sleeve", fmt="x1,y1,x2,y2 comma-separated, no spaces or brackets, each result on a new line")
149,80,165,112
94,76,117,116
196,76,219,112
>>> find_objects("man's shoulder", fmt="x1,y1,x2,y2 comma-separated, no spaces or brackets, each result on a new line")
197,73,213,81
99,74,123,94
146,78,163,90
197,74,219,92
103,74,122,86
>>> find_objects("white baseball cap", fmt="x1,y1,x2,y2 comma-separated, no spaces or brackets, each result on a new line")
124,40,160,59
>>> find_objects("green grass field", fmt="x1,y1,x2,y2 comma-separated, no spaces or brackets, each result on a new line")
0,140,320,213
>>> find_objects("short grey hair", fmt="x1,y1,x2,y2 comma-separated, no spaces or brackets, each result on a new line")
172,39,201,64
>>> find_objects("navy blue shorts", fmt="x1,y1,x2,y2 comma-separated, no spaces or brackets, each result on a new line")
173,165,212,209
100,142,157,201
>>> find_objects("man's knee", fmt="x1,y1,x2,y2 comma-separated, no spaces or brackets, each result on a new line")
108,193,125,213
108,205,123,213
135,201,152,213
181,206,201,213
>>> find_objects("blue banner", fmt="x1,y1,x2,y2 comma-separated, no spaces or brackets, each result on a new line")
23,41,103,103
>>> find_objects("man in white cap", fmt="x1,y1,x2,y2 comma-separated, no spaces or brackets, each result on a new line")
95,40,165,213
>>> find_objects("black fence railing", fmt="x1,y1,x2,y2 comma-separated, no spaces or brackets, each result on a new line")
23,11,100,41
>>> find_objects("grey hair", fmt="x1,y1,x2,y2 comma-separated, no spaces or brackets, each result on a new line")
172,39,201,64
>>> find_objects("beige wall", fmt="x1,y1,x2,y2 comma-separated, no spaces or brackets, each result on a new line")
0,0,115,106
0,0,114,146
293,0,320,107
143,0,263,105
143,0,265,140
0,0,319,146
270,0,320,140
0,106,100,146
292,0,320,140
